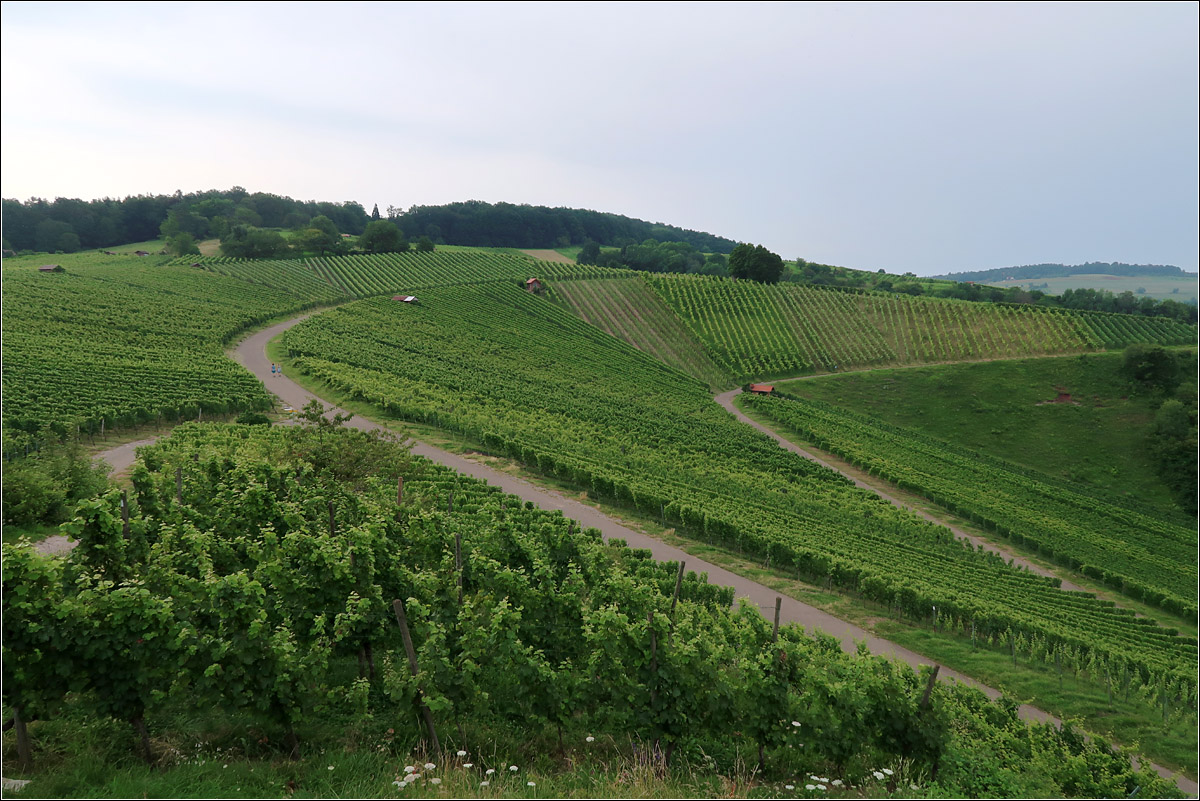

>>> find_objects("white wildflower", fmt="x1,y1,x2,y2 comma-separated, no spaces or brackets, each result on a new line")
486,768,496,775
831,779,843,787
785,784,795,790
392,781,402,787
404,766,415,774
882,768,894,776
873,771,885,781
480,780,490,787
818,785,827,791
805,785,816,791
430,778,441,785
586,735,595,743
527,781,536,787
510,765,519,772
457,750,467,757
328,765,335,771
424,762,436,771
464,762,474,768
792,720,801,727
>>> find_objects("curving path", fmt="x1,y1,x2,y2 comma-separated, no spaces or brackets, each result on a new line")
716,388,1087,591
36,312,1194,792
243,316,1197,792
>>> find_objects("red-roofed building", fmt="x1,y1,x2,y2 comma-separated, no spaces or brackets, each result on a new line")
749,383,774,394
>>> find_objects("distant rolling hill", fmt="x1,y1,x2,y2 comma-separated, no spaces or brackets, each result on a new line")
934,262,1198,304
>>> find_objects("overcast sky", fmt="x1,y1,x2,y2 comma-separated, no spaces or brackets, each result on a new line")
2,1,1196,274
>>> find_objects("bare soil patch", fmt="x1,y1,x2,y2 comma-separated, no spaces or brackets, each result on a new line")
520,248,575,264
1036,386,1082,406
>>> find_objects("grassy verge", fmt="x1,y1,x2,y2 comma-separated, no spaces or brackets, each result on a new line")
772,353,1186,510
271,342,1197,779
2,693,779,799
2,522,60,545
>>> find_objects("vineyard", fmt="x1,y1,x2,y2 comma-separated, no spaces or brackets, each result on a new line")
637,274,1197,381
4,245,1198,795
743,391,1197,614
1,423,1180,798
280,283,1197,715
185,250,627,298
1,260,322,437
552,275,733,389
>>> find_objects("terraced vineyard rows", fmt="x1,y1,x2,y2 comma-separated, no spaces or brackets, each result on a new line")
176,256,347,302
642,274,1196,380
186,251,628,297
2,262,323,434
553,276,732,389
744,392,1197,615
7,422,1179,797
281,283,1197,708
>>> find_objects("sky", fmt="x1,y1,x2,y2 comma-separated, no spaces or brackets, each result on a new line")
1,1,1197,275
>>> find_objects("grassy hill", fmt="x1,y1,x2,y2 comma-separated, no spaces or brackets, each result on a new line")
773,353,1192,513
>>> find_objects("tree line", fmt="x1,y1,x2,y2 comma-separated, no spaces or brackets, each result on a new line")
1,189,372,254
392,200,737,252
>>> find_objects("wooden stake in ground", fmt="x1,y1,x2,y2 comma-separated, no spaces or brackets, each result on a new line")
772,596,782,643
670,561,685,619
13,705,31,769
121,491,130,538
455,531,463,605
920,665,941,710
392,599,440,753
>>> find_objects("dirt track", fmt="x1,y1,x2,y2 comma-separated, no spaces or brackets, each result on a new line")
715,388,1087,590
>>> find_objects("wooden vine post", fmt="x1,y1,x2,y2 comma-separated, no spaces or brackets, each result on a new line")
392,599,440,753
668,561,685,640
454,531,463,605
13,706,31,769
919,665,941,710
121,490,130,538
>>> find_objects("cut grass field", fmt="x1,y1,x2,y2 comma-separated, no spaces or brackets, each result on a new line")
775,352,1190,514
270,337,1198,782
